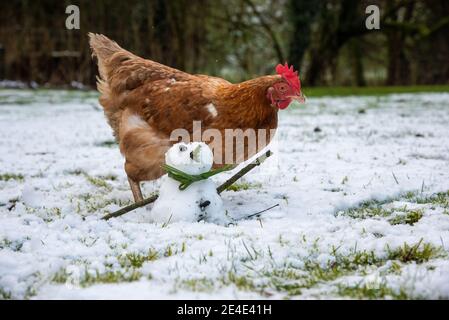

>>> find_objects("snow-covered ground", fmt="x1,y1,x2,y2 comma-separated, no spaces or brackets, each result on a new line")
1,89,448,299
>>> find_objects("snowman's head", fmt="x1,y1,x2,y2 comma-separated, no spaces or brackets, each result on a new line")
165,142,213,175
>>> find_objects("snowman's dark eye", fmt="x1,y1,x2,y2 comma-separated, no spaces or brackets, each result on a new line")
179,145,187,152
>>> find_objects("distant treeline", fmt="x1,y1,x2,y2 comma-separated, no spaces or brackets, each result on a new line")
0,0,448,87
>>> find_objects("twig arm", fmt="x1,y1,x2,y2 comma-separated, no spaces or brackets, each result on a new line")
101,194,158,220
217,150,273,194
101,150,273,220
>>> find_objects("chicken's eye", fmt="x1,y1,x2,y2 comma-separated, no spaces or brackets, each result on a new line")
179,145,187,152
277,84,288,93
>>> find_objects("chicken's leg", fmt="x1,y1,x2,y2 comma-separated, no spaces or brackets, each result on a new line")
128,177,143,202
120,110,170,203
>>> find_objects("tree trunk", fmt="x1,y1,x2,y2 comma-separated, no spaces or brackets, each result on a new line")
287,0,321,67
350,39,366,86
386,1,414,85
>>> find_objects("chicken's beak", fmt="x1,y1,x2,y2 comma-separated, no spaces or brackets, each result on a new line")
290,91,306,103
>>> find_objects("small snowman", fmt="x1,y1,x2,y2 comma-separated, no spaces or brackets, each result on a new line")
149,142,231,225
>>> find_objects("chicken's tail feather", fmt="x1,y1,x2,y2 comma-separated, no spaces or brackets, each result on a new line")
88,33,126,80
89,33,133,141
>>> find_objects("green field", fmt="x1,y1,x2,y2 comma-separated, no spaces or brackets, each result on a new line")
303,85,449,97
2,85,448,101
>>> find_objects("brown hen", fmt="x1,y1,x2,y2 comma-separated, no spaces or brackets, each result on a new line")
89,33,303,202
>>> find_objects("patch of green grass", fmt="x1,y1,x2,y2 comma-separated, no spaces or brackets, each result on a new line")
34,207,64,223
164,245,173,257
66,170,115,189
403,191,417,200
324,187,343,193
52,267,142,287
305,262,344,283
180,278,216,292
174,237,444,298
340,196,424,220
227,272,257,291
66,169,85,176
0,287,12,299
387,239,445,263
388,210,423,226
337,196,402,219
0,238,25,252
302,85,449,97
83,270,141,285
340,190,449,222
120,250,159,268
99,174,117,181
72,193,132,214
52,270,71,284
238,239,443,298
84,174,110,189
337,282,409,299
256,249,386,297
179,272,259,294
307,250,381,280
343,205,392,219
0,173,24,182
267,270,307,296
226,182,262,192
95,140,118,148
0,89,99,106
413,191,449,209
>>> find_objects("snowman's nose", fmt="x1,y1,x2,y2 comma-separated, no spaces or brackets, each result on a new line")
190,151,194,160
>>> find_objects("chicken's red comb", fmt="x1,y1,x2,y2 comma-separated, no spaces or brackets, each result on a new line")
276,63,300,92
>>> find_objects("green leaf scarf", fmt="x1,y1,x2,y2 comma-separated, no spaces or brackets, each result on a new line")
162,164,235,190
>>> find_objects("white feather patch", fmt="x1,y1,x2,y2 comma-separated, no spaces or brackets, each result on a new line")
205,103,218,118
127,114,149,129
